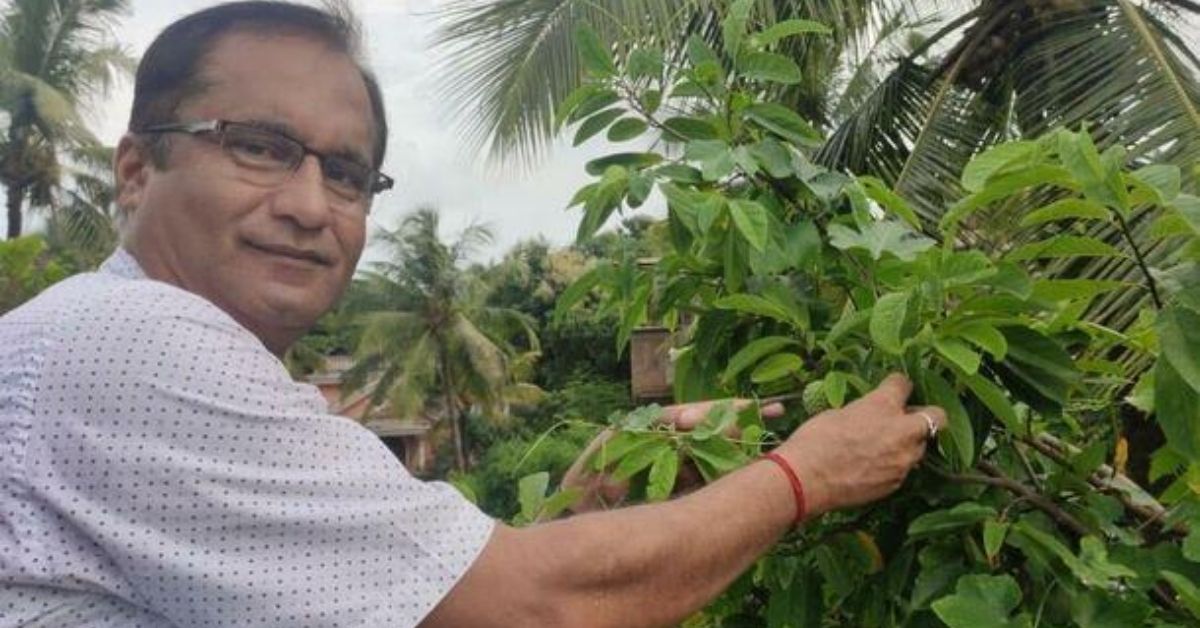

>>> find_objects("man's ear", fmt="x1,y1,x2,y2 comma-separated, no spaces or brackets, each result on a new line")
114,134,153,216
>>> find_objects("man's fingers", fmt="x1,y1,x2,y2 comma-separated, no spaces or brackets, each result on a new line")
759,402,785,419
666,398,787,430
869,373,914,407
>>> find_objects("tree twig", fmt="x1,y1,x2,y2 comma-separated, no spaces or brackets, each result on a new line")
926,460,1091,537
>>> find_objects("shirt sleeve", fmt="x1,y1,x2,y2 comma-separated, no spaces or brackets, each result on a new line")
24,280,496,627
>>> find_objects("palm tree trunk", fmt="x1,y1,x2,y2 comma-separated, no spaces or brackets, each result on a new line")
440,358,469,472
6,182,25,239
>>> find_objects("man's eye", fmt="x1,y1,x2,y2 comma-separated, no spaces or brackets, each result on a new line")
227,134,293,163
324,159,368,190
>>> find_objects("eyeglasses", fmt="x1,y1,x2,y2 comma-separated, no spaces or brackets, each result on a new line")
137,119,394,207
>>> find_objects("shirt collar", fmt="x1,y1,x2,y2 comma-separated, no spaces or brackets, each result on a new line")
99,247,148,281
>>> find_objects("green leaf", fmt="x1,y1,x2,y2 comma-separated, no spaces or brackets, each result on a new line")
575,24,615,77
996,326,1080,413
954,321,1008,359
685,139,735,181
722,336,800,384
613,439,671,481
657,164,703,184
1184,525,1200,563
931,574,1027,628
585,152,663,176
729,199,770,251
1057,129,1129,214
962,141,1041,192
1069,590,1154,628
908,503,997,538
828,221,935,262
646,447,679,502
857,176,921,230
1019,198,1112,227
1158,306,1200,393
573,108,625,146
607,117,648,142
737,51,802,84
627,173,652,208
1163,571,1200,618
721,0,752,57
1012,525,1135,588
935,337,982,375
555,84,604,127
577,165,629,242
983,520,1009,561
688,437,748,480
750,353,803,383
692,401,738,441
590,431,646,471
627,46,664,81
554,264,605,320
961,372,1020,434
923,370,974,470
743,103,822,147
750,19,831,47
623,404,664,430
714,293,798,325
869,292,909,355
539,488,583,521
662,116,719,141
1130,164,1181,204
1155,357,1200,462
1127,369,1155,414
562,87,619,126
748,139,792,178
1004,235,1125,262
1031,279,1127,302
824,371,847,408
685,34,720,69
517,472,550,522
1172,194,1200,237
941,165,1077,237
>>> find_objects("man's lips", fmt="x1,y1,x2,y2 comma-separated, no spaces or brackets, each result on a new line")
245,240,333,266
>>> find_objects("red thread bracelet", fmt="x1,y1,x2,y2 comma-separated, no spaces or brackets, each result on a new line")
761,452,807,525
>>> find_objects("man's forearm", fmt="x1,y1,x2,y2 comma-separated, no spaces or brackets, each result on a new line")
423,459,797,627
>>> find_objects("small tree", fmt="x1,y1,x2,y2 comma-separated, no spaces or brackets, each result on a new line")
527,8,1200,625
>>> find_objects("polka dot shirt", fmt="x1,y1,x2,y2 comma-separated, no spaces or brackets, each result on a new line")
0,249,495,627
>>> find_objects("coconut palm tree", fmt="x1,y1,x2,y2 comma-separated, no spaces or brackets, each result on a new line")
0,0,134,239
345,207,541,472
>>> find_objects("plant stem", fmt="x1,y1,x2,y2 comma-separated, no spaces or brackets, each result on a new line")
927,460,1091,536
1113,209,1164,309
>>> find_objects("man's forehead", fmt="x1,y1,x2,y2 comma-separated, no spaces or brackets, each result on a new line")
187,31,377,162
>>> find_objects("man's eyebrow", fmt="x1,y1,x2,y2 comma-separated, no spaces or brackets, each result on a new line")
240,119,372,166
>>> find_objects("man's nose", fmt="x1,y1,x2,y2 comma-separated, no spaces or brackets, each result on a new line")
269,155,332,230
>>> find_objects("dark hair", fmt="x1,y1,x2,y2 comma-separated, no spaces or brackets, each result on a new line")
129,1,388,167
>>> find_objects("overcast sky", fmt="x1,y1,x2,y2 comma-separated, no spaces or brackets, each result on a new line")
74,0,631,267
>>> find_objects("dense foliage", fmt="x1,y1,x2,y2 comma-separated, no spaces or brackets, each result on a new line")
531,6,1200,625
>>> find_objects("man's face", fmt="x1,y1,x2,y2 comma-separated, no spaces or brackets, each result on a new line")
117,31,376,354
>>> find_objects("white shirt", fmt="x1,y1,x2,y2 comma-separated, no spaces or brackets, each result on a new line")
0,249,495,627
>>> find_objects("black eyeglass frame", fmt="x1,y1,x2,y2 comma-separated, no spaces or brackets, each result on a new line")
136,119,395,198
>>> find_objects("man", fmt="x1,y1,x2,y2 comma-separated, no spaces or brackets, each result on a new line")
0,2,946,626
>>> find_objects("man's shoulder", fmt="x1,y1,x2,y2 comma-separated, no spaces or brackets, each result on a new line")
1,267,251,347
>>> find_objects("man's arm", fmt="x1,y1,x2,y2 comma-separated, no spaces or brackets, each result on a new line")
421,375,946,627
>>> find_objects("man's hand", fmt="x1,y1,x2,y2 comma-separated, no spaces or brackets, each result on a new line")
773,373,946,519
561,399,786,513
